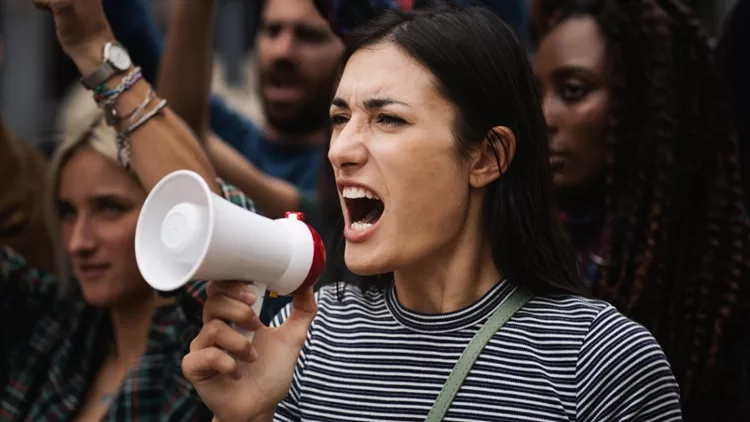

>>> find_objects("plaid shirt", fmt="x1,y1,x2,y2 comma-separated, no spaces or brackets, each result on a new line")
0,179,254,422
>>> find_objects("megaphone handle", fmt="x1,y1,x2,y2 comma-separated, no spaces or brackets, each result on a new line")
232,281,267,343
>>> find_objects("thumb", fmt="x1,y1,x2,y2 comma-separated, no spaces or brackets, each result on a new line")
31,0,52,10
33,0,73,13
282,287,317,341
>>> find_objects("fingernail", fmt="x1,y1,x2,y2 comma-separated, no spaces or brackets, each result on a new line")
241,288,256,305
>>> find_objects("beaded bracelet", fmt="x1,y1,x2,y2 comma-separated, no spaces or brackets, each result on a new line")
116,133,132,169
126,98,168,135
94,66,143,105
104,87,154,126
116,98,169,169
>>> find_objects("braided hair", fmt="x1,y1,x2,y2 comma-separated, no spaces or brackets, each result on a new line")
535,0,750,418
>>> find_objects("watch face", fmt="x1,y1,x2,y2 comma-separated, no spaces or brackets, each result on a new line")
108,45,132,71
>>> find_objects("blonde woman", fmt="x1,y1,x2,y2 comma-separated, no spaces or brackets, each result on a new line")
0,0,255,419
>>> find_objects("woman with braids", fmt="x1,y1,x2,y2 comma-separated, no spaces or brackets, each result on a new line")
533,0,750,419
717,0,750,412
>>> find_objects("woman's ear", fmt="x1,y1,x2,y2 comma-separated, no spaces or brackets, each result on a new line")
469,126,517,188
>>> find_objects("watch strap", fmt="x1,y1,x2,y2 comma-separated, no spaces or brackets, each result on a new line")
81,61,118,90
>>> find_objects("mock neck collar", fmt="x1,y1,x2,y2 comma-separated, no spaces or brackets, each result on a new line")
385,279,514,333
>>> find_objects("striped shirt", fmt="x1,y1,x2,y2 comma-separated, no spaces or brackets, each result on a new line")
271,280,682,421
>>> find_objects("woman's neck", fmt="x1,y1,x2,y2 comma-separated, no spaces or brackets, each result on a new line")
558,182,608,251
557,181,607,216
393,196,501,314
107,293,167,365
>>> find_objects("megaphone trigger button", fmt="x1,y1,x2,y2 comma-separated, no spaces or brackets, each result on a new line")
284,211,306,221
269,291,278,298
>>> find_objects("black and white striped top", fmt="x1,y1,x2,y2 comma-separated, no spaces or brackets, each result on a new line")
271,280,682,421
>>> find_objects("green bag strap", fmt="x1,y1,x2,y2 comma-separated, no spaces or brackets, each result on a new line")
425,287,534,422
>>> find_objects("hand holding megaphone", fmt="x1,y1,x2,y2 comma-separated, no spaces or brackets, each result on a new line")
182,282,317,420
135,170,326,341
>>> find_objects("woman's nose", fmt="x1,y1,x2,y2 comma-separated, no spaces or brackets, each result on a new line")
542,95,561,139
328,121,369,172
67,217,97,256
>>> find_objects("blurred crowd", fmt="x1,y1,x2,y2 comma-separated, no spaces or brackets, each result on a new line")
0,0,748,421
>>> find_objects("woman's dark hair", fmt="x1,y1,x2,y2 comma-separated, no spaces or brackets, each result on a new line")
535,0,750,418
325,7,586,297
717,0,750,210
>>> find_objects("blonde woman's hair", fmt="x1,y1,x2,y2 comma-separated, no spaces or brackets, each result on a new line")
46,84,133,293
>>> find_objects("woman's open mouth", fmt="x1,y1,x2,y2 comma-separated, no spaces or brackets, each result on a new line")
342,186,385,235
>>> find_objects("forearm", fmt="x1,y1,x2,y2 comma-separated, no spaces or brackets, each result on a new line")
72,40,218,193
206,135,300,218
157,0,216,139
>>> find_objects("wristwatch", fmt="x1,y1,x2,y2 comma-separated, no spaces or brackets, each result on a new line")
80,42,133,90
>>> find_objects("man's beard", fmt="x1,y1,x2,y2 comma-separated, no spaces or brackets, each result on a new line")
259,61,335,137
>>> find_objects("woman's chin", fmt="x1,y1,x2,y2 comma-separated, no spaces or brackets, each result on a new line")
346,263,385,277
80,288,120,307
344,249,391,277
80,281,154,308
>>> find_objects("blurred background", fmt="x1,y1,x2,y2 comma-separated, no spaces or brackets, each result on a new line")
0,0,738,152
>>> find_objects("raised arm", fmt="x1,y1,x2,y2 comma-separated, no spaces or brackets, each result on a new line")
205,133,303,219
157,1,305,218
102,0,262,149
157,0,214,139
35,0,218,193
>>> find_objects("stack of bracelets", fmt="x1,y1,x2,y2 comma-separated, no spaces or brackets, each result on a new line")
89,65,168,169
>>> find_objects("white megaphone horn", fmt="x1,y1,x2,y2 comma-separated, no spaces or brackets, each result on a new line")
135,170,326,341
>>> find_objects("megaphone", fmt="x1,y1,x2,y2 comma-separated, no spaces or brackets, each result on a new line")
135,170,325,341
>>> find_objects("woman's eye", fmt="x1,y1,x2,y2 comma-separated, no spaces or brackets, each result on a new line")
330,115,350,126
377,114,407,127
559,81,593,103
58,203,76,221
96,198,129,217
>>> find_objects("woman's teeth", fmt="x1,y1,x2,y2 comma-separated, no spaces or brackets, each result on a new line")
351,206,382,231
351,222,374,232
342,186,384,233
342,186,379,200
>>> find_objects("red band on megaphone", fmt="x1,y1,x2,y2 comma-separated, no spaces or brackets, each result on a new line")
292,223,326,294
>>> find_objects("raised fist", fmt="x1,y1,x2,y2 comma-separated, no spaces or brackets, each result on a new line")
32,0,114,70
